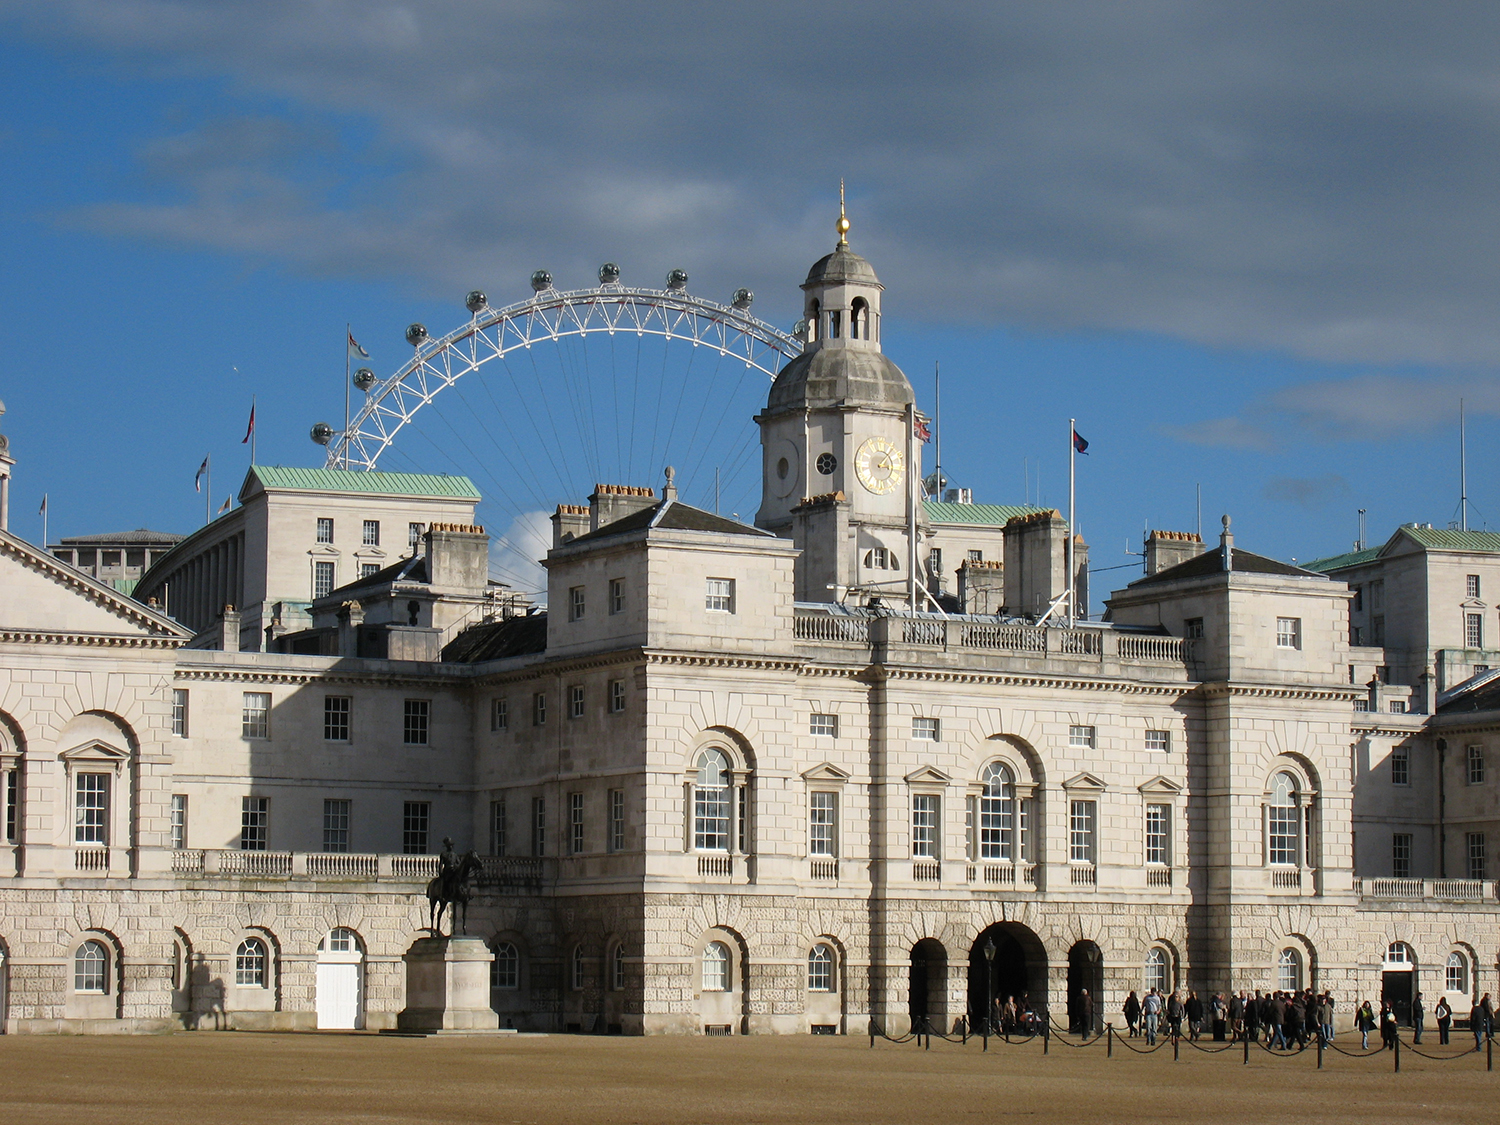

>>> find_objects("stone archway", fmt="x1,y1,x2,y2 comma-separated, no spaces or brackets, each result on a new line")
1067,941,1103,1033
908,938,947,1033
967,923,1048,1031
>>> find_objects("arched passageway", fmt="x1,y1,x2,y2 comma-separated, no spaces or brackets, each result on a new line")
966,924,1048,1031
908,939,948,1033
1067,941,1103,1033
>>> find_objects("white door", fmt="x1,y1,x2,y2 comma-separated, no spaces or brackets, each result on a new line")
316,961,362,1029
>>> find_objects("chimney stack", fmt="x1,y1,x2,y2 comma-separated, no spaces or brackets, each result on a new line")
589,484,656,532
1144,529,1206,576
1220,515,1234,572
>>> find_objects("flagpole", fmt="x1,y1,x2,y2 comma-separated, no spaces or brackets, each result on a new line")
41,494,47,549
1067,418,1076,627
250,396,257,466
205,456,211,526
907,400,917,613
344,324,351,471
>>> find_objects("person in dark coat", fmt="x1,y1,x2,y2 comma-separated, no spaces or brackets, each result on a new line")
1078,989,1094,1036
1210,992,1228,1041
1380,1000,1397,1050
1228,992,1245,1041
1166,990,1185,1039
1435,995,1452,1045
1185,991,1204,1040
1357,999,1376,1049
1412,991,1425,1044
1245,991,1262,1042
1267,993,1287,1049
1123,991,1141,1037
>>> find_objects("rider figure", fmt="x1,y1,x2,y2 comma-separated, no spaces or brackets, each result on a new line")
438,836,461,901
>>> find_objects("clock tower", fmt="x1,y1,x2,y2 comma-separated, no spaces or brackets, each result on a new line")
755,202,926,603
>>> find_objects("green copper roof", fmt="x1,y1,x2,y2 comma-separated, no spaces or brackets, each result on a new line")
1301,546,1380,573
923,501,1050,526
1398,526,1500,553
245,466,480,500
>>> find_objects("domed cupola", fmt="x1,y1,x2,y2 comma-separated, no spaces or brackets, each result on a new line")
766,189,913,416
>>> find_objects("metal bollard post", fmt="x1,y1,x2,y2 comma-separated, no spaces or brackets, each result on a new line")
1394,1033,1400,1073
1244,1034,1250,1065
1107,1024,1113,1058
1173,1036,1179,1062
1489,1034,1493,1072
1044,1024,1049,1055
1317,1033,1323,1069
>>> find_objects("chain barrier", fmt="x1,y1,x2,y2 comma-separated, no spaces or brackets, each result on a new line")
1181,1034,1240,1054
1043,1017,1106,1049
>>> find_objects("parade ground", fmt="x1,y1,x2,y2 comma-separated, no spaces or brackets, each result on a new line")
0,1032,1494,1125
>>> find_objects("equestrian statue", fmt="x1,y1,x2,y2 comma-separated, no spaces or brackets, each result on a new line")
426,836,483,936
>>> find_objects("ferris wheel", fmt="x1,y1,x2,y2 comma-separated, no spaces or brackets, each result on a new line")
310,266,805,595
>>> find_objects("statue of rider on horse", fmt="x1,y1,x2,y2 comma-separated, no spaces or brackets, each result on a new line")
426,837,483,936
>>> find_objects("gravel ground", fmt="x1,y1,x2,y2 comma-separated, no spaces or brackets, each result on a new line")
0,1031,1492,1124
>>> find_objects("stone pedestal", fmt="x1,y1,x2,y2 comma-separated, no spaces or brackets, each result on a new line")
396,935,501,1033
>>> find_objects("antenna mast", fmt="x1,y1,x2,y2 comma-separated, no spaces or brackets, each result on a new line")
1461,397,1469,532
933,361,941,499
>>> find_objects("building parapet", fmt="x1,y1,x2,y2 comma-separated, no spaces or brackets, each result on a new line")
1355,876,1498,903
168,850,549,887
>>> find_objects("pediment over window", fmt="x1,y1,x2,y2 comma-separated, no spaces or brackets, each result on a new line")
308,546,341,558
801,762,851,783
59,740,129,766
1062,771,1106,791
905,765,951,784
1138,776,1183,796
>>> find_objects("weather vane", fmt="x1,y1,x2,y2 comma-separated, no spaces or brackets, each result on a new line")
837,179,850,247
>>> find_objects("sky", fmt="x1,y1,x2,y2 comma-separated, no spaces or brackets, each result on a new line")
3,2,1500,601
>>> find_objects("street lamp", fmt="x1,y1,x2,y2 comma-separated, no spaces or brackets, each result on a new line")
983,936,997,1044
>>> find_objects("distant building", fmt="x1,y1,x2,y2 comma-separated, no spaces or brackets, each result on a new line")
48,530,184,595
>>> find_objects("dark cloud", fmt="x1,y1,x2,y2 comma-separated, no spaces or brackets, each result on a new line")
10,1,1500,364
1263,473,1352,507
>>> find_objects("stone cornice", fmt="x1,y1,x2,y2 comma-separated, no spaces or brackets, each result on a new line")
1201,682,1363,703
644,650,804,674
880,665,1194,697
474,648,644,685
1,529,187,639
0,629,182,650
174,666,467,689
1353,723,1427,738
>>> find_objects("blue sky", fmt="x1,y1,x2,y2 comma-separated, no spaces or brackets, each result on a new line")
3,3,1499,600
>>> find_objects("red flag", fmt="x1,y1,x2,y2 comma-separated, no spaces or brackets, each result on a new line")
1073,428,1089,455
241,403,256,444
913,415,932,444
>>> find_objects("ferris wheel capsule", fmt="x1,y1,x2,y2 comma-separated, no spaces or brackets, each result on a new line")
405,323,428,347
732,288,753,308
666,269,689,291
530,270,553,292
465,290,488,313
310,422,335,445
793,318,809,340
352,367,377,392
598,263,621,285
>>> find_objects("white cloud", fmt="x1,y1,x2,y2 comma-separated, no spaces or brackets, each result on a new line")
489,510,550,601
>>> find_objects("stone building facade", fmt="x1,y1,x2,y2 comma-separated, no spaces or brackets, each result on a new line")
0,238,1497,1036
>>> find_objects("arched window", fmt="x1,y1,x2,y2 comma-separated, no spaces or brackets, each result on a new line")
1446,951,1469,993
702,941,730,992
1267,772,1300,866
235,938,267,988
693,748,732,852
1278,948,1302,991
806,300,820,342
321,927,358,954
808,944,834,992
850,298,869,340
1144,947,1168,992
491,941,519,990
979,762,1015,861
571,945,586,991
74,940,108,993
611,943,625,991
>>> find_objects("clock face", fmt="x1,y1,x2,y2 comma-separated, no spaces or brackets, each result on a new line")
855,437,905,495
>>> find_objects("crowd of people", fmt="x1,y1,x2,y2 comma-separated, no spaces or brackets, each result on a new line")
1116,987,1498,1051
985,993,1043,1036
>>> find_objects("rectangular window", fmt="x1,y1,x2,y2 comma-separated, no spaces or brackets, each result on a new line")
360,562,380,579
569,585,586,621
323,798,350,853
967,549,984,563
531,797,546,857
402,801,430,854
912,717,939,741
1184,617,1205,640
1468,745,1486,785
1467,613,1484,649
409,522,423,548
737,786,748,853
1069,725,1096,749
171,689,189,737
170,794,187,850
810,791,838,857
489,797,507,856
1268,804,1299,866
1145,729,1169,752
609,577,625,615
927,547,942,574
314,560,335,599
1468,574,1482,599
403,699,430,746
1391,745,1410,786
324,695,351,742
242,691,271,739
491,698,508,731
1018,798,1032,863
609,789,625,853
72,774,109,845
1351,585,1363,613
1392,832,1412,878
569,792,585,855
533,692,546,726
101,550,120,568
1069,800,1096,864
870,546,890,570
705,577,735,612
979,785,1012,861
569,685,584,720
362,520,380,547
1145,803,1170,866
810,713,838,737
240,796,268,851
1371,580,1384,610
694,781,730,852
1389,699,1407,714
911,794,939,859
1276,617,1301,649
609,679,625,713
5,770,16,844
1354,698,1372,712
1467,832,1486,880
316,517,334,544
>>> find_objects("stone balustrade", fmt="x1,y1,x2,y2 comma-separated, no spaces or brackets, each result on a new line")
168,850,549,885
1356,876,1498,903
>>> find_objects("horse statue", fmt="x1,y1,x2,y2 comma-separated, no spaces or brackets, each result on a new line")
426,837,483,936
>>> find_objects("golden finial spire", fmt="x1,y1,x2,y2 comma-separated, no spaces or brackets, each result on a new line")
836,179,850,247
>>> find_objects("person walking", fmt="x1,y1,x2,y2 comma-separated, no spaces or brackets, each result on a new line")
1412,991,1425,1045
1185,990,1204,1041
1244,991,1261,1044
1228,991,1245,1042
1320,992,1335,1043
1166,990,1185,1040
1268,992,1287,1049
1078,989,1094,1037
1435,995,1452,1045
1123,991,1141,1038
1380,1000,1397,1050
1357,999,1376,1050
1287,992,1307,1051
1142,988,1162,1046
1472,995,1489,1051
1211,992,1228,1042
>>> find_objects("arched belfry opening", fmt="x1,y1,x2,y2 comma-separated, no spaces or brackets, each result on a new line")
851,296,870,340
966,923,1047,1029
